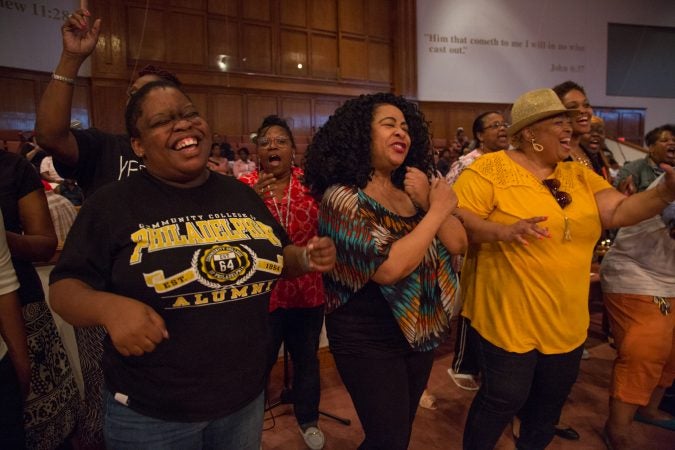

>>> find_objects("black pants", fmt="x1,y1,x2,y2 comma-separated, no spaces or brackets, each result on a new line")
452,316,479,375
268,305,325,426
333,349,434,450
0,356,26,449
463,327,583,450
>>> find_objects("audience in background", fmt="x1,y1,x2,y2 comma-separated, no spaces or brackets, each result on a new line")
304,93,466,450
240,115,327,450
614,124,675,195
207,142,231,175
233,147,256,178
579,115,612,180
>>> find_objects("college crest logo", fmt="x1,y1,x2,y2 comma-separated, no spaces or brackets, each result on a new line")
194,244,256,288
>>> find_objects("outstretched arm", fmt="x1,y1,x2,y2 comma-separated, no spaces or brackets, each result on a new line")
35,9,101,166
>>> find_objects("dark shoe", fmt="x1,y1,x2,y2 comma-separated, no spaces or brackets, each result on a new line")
554,425,580,440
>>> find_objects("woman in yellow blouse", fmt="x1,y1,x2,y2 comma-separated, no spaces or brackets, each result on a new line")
453,88,675,450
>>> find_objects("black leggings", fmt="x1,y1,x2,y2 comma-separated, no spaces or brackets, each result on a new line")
333,350,434,450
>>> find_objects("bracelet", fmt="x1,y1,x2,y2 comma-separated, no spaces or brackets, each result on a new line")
301,247,312,273
52,73,75,85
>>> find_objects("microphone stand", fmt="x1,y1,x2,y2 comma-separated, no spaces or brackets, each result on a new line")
266,345,351,426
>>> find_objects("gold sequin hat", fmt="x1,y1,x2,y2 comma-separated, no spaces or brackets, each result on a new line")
508,88,574,136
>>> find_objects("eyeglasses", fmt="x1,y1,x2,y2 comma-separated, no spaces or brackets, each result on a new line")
256,136,291,148
484,121,510,130
543,178,572,209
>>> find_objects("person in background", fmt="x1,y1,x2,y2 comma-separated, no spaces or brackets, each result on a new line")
207,142,231,175
49,80,335,450
579,115,611,180
239,115,326,450
600,176,675,450
553,81,594,171
54,178,84,207
39,155,65,184
608,159,621,183
0,148,79,450
34,9,184,448
614,124,675,195
233,147,256,178
453,88,675,450
445,111,510,393
304,92,467,450
0,209,30,450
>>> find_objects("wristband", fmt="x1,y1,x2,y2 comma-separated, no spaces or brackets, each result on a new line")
52,73,75,85
301,247,312,273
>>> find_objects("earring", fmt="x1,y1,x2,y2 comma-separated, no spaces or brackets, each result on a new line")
291,151,296,166
531,138,544,152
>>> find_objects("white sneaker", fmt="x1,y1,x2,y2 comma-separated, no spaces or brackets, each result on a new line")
301,426,325,450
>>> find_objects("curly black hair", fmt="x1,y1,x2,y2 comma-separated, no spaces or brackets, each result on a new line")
645,123,675,147
137,64,182,87
303,93,433,199
552,80,586,99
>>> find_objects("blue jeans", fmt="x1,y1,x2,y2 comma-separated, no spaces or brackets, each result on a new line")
103,389,264,450
268,305,324,426
462,327,583,450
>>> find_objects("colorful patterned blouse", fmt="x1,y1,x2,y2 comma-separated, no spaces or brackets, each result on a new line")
319,184,459,351
239,167,324,311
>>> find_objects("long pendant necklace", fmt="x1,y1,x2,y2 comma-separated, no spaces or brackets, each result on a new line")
271,176,292,230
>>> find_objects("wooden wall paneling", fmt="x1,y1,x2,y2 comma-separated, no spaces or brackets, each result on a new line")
242,0,271,21
619,110,644,145
126,6,166,62
246,95,278,134
391,0,416,97
338,37,367,80
367,0,391,39
338,0,364,34
210,93,245,136
0,77,38,130
310,34,338,79
167,11,207,65
281,0,307,27
311,0,337,32
596,110,620,140
170,0,206,9
208,18,241,71
241,24,274,73
90,83,128,134
368,41,391,83
280,97,312,135
90,0,129,78
312,98,342,133
419,104,450,140
207,0,238,16
71,84,92,129
280,30,309,76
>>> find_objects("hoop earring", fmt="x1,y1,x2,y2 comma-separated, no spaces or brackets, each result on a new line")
291,151,296,166
531,138,544,152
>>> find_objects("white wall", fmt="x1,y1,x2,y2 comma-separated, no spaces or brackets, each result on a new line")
416,0,675,132
0,0,89,75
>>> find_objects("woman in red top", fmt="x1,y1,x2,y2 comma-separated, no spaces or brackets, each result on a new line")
239,115,326,450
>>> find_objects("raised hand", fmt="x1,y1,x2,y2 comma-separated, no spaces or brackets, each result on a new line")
253,171,276,199
62,9,101,60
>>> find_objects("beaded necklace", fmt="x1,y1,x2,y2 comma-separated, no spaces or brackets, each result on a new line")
271,175,293,230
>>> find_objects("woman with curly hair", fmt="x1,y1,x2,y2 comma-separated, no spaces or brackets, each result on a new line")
304,93,467,449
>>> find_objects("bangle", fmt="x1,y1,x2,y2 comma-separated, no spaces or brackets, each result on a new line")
301,247,312,273
52,73,75,85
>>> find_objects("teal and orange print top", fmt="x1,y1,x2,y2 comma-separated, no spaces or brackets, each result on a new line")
319,184,459,352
